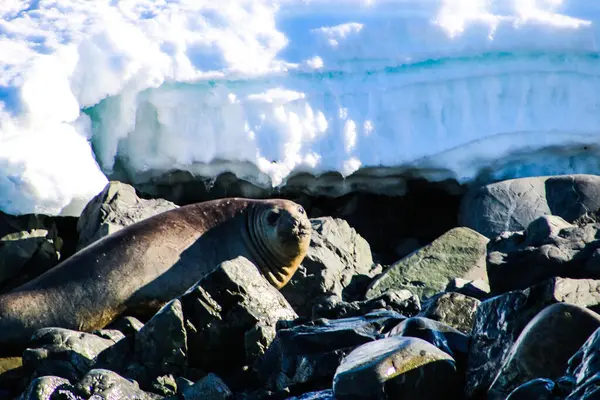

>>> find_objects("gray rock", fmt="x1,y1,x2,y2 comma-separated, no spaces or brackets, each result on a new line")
18,376,74,400
332,336,459,400
76,181,178,249
465,276,600,399
311,290,420,320
488,303,600,400
385,317,470,372
418,292,480,334
487,215,600,294
22,328,119,382
459,174,600,239
75,369,162,399
281,217,380,317
365,227,489,301
180,373,233,400
182,256,298,374
258,310,405,392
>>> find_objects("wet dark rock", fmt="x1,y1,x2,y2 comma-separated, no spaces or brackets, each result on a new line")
182,256,297,374
332,336,459,400
446,278,491,300
487,215,600,294
564,326,600,399
311,290,420,320
281,217,380,317
285,389,335,400
179,373,233,400
418,292,480,334
22,328,119,382
488,303,600,400
459,174,600,239
465,276,600,399
365,227,489,301
505,378,557,400
258,310,405,392
18,376,75,400
385,317,470,373
77,181,178,250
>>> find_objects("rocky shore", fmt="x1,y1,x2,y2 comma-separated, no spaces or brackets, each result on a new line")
4,174,600,399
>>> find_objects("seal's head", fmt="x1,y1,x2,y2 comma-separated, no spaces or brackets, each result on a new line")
247,199,312,288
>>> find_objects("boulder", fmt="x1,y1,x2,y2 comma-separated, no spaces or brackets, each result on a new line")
465,276,600,399
75,369,162,399
332,336,459,400
180,373,233,400
488,303,600,400
76,181,178,249
418,292,480,334
487,215,600,294
281,217,380,317
258,310,405,392
18,376,74,400
459,174,600,239
365,227,489,301
311,290,420,320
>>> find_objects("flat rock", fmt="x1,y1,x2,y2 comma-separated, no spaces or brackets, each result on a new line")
459,174,600,239
76,181,178,249
258,310,405,392
332,336,459,400
365,227,489,300
465,276,600,399
487,215,600,294
418,292,480,334
311,290,420,320
488,303,600,400
281,217,380,317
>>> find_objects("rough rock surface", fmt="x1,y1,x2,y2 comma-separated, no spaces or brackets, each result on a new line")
332,336,459,399
487,303,600,400
76,181,178,249
365,227,489,300
281,217,380,317
564,326,600,399
459,174,600,239
258,310,405,392
311,290,420,320
466,276,600,399
418,292,480,334
76,368,162,399
487,215,600,294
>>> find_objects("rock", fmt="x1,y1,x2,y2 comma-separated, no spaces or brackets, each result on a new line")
418,292,480,334
487,215,600,294
22,328,119,382
0,228,60,292
281,217,380,317
75,369,162,399
18,376,74,400
565,326,600,398
286,390,335,400
459,174,600,239
385,317,470,372
180,373,233,400
76,181,178,249
488,303,600,400
311,290,420,320
505,378,557,400
106,315,145,336
332,336,459,400
446,278,491,300
465,276,600,399
365,227,489,301
183,256,297,374
151,374,178,397
258,310,405,392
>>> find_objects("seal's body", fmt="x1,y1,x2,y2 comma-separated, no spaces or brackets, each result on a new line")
0,198,311,353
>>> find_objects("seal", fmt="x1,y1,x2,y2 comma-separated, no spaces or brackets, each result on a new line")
0,198,311,354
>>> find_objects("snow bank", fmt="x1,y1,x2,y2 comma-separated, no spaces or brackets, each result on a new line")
1,0,600,215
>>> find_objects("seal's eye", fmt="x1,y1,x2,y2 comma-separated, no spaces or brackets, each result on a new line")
298,206,305,214
267,211,280,226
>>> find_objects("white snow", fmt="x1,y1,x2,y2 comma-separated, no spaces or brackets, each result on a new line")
2,0,600,216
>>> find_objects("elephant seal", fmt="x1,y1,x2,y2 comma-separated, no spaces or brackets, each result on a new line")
0,198,311,354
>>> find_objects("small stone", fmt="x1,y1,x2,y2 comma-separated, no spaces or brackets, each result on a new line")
181,373,233,400
418,292,480,334
332,336,459,400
